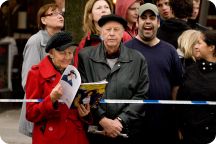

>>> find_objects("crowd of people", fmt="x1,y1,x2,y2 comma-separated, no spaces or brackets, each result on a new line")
0,0,216,144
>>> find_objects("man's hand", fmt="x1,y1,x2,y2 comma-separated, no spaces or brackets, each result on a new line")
99,117,123,138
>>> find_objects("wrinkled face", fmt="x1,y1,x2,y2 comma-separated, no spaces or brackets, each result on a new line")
100,21,124,54
138,10,160,41
50,47,74,70
156,0,173,20
42,7,64,29
193,35,214,60
126,2,140,24
92,0,111,23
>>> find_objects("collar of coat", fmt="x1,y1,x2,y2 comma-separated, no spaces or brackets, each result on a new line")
89,42,133,63
39,30,50,47
37,56,59,80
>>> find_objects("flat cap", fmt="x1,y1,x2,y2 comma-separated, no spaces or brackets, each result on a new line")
98,14,127,29
45,31,74,53
138,3,159,16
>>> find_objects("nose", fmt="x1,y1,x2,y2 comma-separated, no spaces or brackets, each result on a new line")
65,52,72,59
194,43,199,50
145,17,152,23
108,28,115,35
101,7,109,13
57,13,64,18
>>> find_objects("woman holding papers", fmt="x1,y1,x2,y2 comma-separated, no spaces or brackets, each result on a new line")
25,31,90,144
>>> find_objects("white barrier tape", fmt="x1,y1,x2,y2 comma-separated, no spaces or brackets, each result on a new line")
0,99,43,102
100,99,214,105
0,99,216,105
0,99,63,103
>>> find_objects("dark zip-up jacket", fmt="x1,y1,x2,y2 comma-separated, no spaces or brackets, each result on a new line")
78,43,149,135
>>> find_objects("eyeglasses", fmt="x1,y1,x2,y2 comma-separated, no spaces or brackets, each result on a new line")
44,12,64,17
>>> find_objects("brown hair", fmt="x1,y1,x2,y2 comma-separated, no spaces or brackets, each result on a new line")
83,0,114,35
170,0,193,19
37,3,59,30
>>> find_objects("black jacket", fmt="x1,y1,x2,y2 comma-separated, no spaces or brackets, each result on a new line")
177,59,216,144
157,18,191,48
78,43,149,135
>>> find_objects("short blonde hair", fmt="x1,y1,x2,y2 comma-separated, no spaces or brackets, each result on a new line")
178,29,202,60
83,0,113,35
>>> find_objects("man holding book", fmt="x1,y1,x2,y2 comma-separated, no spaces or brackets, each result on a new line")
78,14,149,144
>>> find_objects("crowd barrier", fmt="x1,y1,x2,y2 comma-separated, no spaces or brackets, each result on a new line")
0,99,216,105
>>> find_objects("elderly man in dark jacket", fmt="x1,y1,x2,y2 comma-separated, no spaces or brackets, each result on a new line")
78,14,149,144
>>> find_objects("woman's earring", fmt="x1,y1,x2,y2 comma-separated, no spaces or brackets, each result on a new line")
50,55,54,59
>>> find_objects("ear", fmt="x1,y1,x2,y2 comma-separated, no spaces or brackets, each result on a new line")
49,50,54,58
41,17,46,25
157,18,160,28
210,45,215,52
88,13,92,21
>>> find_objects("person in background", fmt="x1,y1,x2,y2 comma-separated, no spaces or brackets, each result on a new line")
153,0,174,24
115,0,143,41
26,31,90,144
0,1,9,38
187,0,208,31
125,3,183,143
177,29,202,68
54,0,65,12
78,14,149,144
19,3,64,137
176,30,216,144
8,0,26,36
73,0,113,67
157,0,193,48
191,0,200,20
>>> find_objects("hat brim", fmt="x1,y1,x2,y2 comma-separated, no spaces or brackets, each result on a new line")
55,42,75,51
98,15,127,29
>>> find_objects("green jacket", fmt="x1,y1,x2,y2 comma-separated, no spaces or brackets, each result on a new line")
78,43,149,134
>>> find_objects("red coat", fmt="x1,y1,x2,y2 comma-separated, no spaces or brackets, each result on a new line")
26,56,89,144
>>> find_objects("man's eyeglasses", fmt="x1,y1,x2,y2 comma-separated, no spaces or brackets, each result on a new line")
44,12,64,17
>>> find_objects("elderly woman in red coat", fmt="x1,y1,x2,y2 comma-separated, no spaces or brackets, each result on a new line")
26,31,90,144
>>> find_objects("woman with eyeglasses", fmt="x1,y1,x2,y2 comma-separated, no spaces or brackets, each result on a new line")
26,31,90,144
19,3,64,137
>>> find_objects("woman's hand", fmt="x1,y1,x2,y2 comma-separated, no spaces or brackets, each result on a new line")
77,103,90,117
50,83,63,103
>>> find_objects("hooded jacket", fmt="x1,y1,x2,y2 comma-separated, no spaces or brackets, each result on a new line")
115,0,138,41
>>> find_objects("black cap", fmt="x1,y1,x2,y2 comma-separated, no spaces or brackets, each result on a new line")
45,31,74,53
98,14,127,29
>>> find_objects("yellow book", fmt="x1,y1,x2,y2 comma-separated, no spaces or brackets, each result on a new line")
72,80,108,108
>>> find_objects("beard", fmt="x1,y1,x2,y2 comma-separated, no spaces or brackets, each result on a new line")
140,29,157,41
